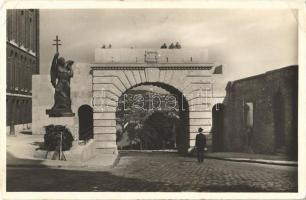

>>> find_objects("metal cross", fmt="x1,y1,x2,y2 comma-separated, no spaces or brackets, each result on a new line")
52,35,62,53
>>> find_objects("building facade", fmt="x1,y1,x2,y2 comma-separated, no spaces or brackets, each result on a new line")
218,65,298,158
6,9,39,130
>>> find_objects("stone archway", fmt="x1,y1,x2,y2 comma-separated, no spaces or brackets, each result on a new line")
78,105,93,140
91,65,216,155
115,82,190,153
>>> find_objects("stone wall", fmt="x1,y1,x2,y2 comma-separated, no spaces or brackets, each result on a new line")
222,65,298,157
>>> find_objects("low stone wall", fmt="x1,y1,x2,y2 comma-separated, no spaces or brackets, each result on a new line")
6,123,31,135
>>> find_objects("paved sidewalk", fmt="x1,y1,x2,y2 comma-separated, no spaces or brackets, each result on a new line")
120,150,298,167
7,133,86,169
6,133,115,170
6,133,297,168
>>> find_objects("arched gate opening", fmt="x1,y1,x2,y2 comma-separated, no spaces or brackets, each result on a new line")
115,82,190,153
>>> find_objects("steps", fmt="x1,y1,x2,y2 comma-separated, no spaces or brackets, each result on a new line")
34,139,97,162
33,139,118,167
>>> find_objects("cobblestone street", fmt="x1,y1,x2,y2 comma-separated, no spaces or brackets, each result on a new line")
7,152,297,192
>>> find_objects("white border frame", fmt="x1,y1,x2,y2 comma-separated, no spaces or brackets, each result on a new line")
1,0,305,199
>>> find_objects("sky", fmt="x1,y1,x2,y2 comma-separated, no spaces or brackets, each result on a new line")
40,9,298,83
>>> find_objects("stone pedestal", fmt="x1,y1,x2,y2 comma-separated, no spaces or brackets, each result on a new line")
41,116,77,139
46,109,75,117
32,70,92,136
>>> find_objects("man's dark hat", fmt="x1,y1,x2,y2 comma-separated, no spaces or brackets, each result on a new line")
198,127,203,132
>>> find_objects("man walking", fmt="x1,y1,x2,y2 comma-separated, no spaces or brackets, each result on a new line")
195,127,207,163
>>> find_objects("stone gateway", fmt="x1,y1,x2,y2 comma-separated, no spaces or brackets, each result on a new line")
32,47,223,164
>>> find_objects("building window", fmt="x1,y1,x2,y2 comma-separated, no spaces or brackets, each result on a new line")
244,102,254,128
9,50,14,90
29,17,32,50
24,56,26,91
14,52,18,90
28,60,32,91
15,100,19,124
243,101,254,151
7,10,12,41
6,99,11,126
19,55,23,91
11,10,17,42
17,10,21,46
32,60,36,74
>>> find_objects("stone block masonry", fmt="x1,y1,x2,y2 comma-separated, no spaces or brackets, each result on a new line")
222,65,298,157
91,48,222,154
32,48,224,159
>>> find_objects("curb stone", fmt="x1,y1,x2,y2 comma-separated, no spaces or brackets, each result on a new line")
204,156,298,167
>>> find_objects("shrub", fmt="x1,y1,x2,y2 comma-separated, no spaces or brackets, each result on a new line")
44,125,74,151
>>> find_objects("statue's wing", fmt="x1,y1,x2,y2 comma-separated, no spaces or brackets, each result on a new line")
66,60,74,79
66,60,74,69
50,56,58,87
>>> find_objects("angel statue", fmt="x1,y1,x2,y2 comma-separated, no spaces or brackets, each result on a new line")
47,52,74,117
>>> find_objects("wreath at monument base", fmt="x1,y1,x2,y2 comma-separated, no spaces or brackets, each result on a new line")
44,124,74,151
